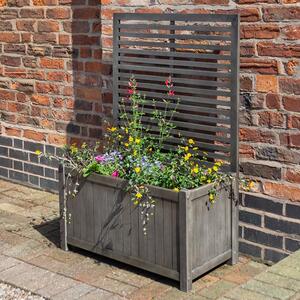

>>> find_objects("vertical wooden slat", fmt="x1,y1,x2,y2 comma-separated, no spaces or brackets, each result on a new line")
86,183,94,243
172,201,179,271
58,164,68,251
113,14,120,126
155,198,164,266
163,200,173,268
130,202,139,257
179,191,192,292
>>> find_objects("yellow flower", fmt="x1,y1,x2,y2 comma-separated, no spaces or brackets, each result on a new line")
213,166,219,172
207,179,211,183
200,176,207,181
184,146,189,152
173,188,179,192
108,127,117,132
118,134,123,139
125,128,129,134
249,181,255,188
133,200,139,205
124,143,129,147
207,168,212,174
209,194,214,201
188,138,195,145
136,192,142,199
184,153,192,161
148,148,152,152
133,150,137,156
192,166,199,174
193,147,198,150
135,138,141,144
134,167,141,173
35,150,42,155
215,161,222,167
129,136,134,142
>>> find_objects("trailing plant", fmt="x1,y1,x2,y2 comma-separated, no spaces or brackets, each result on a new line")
37,76,253,233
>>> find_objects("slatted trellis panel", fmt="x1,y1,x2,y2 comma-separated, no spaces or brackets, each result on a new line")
113,13,240,174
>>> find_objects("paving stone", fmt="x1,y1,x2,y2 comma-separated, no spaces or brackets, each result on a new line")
289,292,300,300
2,239,46,261
78,288,122,300
107,268,152,288
224,287,275,300
193,274,220,291
255,271,300,292
197,280,237,299
92,276,137,297
0,256,21,272
51,282,96,300
35,274,78,298
0,262,34,282
242,279,294,300
129,281,171,300
28,254,68,273
268,265,300,281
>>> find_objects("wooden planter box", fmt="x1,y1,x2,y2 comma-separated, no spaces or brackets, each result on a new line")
59,166,239,291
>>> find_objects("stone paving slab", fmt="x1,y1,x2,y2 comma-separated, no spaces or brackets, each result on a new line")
0,180,300,299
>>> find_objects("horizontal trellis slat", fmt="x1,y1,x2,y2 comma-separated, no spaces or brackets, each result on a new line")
113,13,239,172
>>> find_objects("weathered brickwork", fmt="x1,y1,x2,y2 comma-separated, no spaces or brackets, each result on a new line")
0,0,299,262
240,192,300,263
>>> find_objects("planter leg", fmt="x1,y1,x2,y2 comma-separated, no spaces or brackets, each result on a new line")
59,164,68,252
229,178,239,265
179,191,192,292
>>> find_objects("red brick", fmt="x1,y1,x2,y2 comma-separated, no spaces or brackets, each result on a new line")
240,42,256,57
241,24,279,39
239,8,261,22
258,111,284,128
4,44,26,55
239,144,255,159
0,89,15,101
0,32,20,43
40,58,64,69
21,33,32,43
63,21,90,33
16,20,35,31
72,35,99,45
279,78,300,95
46,8,70,19
23,129,46,141
31,94,51,106
287,116,300,129
285,168,300,184
256,75,278,93
240,58,278,75
282,25,300,40
240,128,277,144
257,42,300,58
266,94,281,109
46,71,70,82
80,48,92,58
101,8,126,20
20,8,44,18
73,8,100,19
0,0,7,5
0,55,21,67
48,133,67,145
282,96,300,112
36,82,60,94
4,67,27,79
38,20,59,32
33,33,57,44
53,97,64,108
75,87,101,101
284,60,299,76
5,127,22,137
263,182,300,202
58,34,70,45
40,119,55,129
33,0,57,4
280,132,300,148
263,7,300,22
85,62,111,74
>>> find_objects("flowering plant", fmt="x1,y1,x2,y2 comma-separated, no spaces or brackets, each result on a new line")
37,77,252,233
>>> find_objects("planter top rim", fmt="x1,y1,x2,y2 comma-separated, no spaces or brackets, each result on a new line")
86,173,232,202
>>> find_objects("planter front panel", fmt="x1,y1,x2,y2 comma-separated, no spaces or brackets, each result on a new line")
190,186,232,270
67,179,180,275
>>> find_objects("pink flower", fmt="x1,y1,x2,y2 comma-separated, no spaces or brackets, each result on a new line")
95,155,105,162
128,89,134,95
168,90,175,96
112,170,119,177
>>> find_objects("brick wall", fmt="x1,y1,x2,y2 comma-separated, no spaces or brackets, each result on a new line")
0,0,299,262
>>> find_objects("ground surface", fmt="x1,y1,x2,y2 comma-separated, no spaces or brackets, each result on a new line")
0,179,299,299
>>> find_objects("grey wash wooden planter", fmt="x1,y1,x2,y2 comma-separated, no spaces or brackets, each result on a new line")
59,166,239,291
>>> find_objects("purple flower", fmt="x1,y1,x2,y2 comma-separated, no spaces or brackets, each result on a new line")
95,155,105,162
